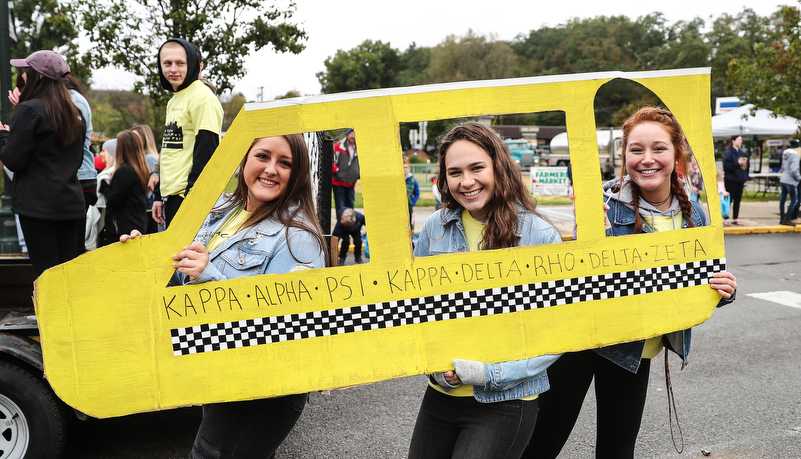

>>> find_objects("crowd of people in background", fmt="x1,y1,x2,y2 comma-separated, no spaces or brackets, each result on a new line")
0,38,225,256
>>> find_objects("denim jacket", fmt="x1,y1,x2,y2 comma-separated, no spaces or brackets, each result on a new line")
185,197,325,284
69,90,96,182
414,205,562,402
598,194,735,372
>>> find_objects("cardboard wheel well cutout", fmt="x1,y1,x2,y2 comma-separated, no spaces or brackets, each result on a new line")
35,68,725,418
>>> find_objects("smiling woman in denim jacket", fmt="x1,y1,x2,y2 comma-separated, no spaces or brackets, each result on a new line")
123,134,326,458
408,122,562,459
525,107,737,459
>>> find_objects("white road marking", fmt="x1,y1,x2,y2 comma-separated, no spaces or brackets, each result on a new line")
747,291,801,309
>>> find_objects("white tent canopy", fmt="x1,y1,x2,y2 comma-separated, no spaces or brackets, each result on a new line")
711,104,801,138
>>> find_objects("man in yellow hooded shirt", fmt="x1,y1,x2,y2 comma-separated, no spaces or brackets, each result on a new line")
150,38,224,228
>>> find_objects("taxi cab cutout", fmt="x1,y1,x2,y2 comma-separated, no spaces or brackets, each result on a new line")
34,68,725,418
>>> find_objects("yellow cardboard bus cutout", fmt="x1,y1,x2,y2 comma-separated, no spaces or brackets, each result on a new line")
35,68,725,418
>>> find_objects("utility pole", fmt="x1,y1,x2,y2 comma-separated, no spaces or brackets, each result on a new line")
0,0,21,253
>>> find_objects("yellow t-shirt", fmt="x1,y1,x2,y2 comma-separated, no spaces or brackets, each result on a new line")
206,207,251,253
430,210,536,399
641,212,684,359
160,80,224,198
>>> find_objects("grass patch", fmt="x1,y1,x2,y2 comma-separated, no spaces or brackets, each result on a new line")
699,189,780,203
532,195,573,205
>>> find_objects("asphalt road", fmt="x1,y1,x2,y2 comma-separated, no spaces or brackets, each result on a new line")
63,233,801,458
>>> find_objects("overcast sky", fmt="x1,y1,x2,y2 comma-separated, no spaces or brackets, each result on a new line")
91,0,788,101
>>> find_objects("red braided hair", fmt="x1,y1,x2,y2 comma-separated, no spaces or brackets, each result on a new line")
619,107,695,233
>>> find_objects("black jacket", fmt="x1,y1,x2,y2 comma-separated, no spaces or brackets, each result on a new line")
722,146,749,184
101,164,148,237
332,210,366,238
0,99,85,220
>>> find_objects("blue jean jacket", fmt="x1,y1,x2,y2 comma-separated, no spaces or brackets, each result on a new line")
415,206,562,402
69,90,96,182
599,199,735,372
185,197,324,284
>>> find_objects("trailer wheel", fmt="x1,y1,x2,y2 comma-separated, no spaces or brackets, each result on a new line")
0,361,66,459
556,160,569,167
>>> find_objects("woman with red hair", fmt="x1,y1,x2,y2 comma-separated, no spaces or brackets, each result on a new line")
525,107,738,459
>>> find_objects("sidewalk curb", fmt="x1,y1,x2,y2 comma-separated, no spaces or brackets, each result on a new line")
558,224,801,241
723,224,801,235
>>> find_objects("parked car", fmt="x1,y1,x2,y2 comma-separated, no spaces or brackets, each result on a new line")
503,139,539,167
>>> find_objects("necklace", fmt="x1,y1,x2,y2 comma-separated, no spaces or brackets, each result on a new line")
213,204,244,239
643,194,671,210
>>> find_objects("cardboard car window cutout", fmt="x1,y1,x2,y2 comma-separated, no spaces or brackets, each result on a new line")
35,68,725,418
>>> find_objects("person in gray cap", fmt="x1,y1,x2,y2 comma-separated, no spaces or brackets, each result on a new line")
0,50,86,275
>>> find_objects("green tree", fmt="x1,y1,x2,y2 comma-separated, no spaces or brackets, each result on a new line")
706,10,769,101
396,43,432,87
317,40,400,93
646,18,710,70
427,30,519,83
558,16,640,73
511,26,571,76
88,89,154,140
221,92,246,131
275,90,302,99
512,16,644,75
10,0,88,82
727,5,801,120
626,13,672,69
72,0,306,112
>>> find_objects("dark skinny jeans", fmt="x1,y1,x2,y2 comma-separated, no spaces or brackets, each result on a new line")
523,350,651,459
724,179,745,220
18,215,83,276
190,393,307,459
408,385,539,459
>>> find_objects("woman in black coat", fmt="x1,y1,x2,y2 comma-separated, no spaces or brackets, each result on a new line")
99,130,150,246
0,51,85,275
722,135,749,225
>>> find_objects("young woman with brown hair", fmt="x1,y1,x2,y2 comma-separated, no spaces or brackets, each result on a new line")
408,121,562,459
122,134,326,458
99,130,150,246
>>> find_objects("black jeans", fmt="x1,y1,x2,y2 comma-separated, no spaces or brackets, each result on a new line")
338,230,362,259
408,385,539,459
523,350,651,459
190,393,307,459
18,215,83,276
724,179,745,220
332,185,355,217
164,195,185,228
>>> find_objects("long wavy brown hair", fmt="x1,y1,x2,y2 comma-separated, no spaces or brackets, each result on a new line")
113,130,150,193
619,107,695,234
218,135,327,265
436,121,544,250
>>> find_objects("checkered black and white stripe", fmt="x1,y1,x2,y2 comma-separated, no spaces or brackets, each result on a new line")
171,258,726,356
